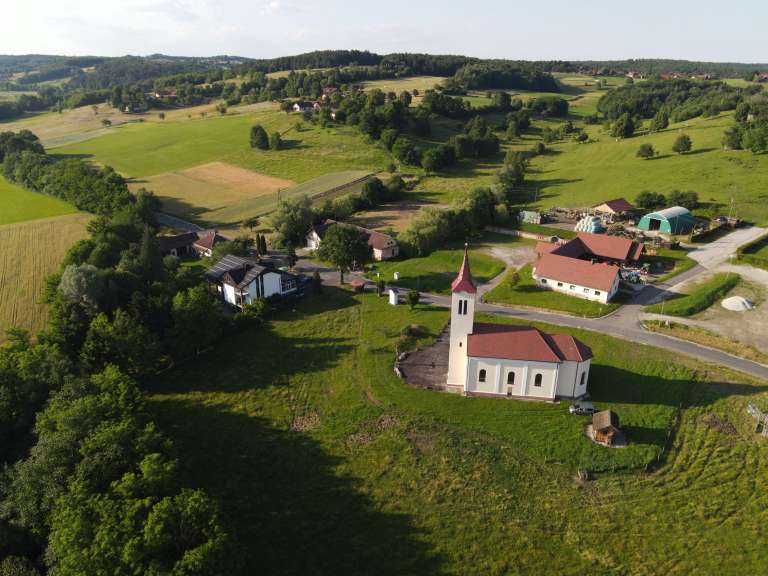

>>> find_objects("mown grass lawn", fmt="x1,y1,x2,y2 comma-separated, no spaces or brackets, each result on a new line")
484,265,623,317
646,272,741,316
646,247,698,282
0,175,78,225
150,288,768,575
369,245,506,294
54,108,391,181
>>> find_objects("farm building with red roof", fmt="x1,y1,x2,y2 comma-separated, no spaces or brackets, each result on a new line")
446,246,592,400
531,232,642,303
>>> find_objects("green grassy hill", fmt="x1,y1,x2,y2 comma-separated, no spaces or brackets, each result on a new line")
528,112,768,224
150,288,768,575
54,108,391,182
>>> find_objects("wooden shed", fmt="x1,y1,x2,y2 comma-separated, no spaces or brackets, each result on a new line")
592,410,621,445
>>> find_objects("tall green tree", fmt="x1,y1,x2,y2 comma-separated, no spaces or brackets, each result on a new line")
611,113,634,138
250,125,269,150
170,286,223,358
316,225,373,284
672,133,692,154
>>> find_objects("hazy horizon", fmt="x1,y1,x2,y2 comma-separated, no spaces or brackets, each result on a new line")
3,0,766,63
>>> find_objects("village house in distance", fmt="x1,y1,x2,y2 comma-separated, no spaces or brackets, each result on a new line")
533,232,644,303
306,219,399,260
447,247,593,400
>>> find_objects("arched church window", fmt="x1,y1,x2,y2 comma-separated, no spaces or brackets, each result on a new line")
580,372,586,386
507,372,515,385
534,373,543,387
478,369,486,383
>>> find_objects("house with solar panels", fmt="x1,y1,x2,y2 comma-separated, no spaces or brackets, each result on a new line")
446,246,592,400
205,255,299,308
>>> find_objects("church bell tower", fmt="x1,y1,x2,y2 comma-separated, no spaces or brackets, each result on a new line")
446,245,476,389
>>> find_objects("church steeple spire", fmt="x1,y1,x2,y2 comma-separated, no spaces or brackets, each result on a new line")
451,243,477,294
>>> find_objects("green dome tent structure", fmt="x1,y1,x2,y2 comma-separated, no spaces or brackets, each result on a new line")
637,206,696,235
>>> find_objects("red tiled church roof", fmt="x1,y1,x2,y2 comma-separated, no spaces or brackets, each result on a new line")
451,245,477,294
467,323,592,363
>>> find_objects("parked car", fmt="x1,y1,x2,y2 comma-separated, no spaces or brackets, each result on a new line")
569,402,596,415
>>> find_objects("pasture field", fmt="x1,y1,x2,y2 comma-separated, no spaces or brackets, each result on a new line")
361,75,446,104
0,175,78,225
130,161,296,227
150,287,768,575
55,108,390,181
527,112,768,225
134,167,371,228
0,101,276,148
0,213,91,338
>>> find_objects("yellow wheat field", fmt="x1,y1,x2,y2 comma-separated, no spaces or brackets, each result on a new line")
0,213,91,339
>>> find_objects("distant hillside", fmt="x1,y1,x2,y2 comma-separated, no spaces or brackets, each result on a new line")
545,59,768,78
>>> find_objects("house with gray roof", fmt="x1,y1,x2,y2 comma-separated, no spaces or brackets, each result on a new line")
205,255,298,308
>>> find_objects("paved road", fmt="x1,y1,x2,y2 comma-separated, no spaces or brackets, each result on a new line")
687,226,766,269
160,208,768,382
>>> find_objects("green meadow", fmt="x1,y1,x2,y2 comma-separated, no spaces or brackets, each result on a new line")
54,109,391,181
150,288,768,575
0,175,78,225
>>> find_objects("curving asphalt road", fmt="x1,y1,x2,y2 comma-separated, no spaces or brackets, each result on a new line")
162,208,768,382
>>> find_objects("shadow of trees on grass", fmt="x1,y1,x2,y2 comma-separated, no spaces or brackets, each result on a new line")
150,288,447,574
153,401,446,575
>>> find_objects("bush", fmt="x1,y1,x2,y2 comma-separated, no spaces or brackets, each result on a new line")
645,273,740,316
636,143,655,159
635,190,666,209
250,125,269,149
672,133,692,154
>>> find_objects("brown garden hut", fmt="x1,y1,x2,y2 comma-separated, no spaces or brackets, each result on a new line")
592,410,622,446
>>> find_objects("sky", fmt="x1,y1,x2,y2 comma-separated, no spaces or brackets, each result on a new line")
2,0,766,62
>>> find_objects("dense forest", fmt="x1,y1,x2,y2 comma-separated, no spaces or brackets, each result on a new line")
597,79,752,122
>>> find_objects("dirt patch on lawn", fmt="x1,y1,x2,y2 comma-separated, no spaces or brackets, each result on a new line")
182,162,294,196
130,162,295,227
486,245,536,269
352,199,444,233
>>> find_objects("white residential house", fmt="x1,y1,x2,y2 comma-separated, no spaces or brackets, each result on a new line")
306,220,399,261
446,246,592,400
205,255,298,308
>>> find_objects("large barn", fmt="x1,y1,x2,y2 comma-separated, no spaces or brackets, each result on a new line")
446,246,593,400
637,206,696,235
532,232,643,303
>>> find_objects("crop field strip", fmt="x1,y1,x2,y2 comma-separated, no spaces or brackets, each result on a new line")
0,213,91,339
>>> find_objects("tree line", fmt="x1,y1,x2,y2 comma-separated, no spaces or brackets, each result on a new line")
0,130,132,214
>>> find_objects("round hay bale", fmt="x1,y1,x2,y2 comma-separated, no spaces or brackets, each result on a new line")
721,296,754,312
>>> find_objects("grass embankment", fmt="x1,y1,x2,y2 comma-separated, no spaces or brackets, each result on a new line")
646,273,741,316
0,213,91,338
370,246,505,294
643,321,768,365
150,288,768,575
0,175,78,225
484,264,623,317
645,247,698,282
737,232,768,271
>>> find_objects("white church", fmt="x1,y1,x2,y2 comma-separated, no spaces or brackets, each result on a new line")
446,246,593,400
